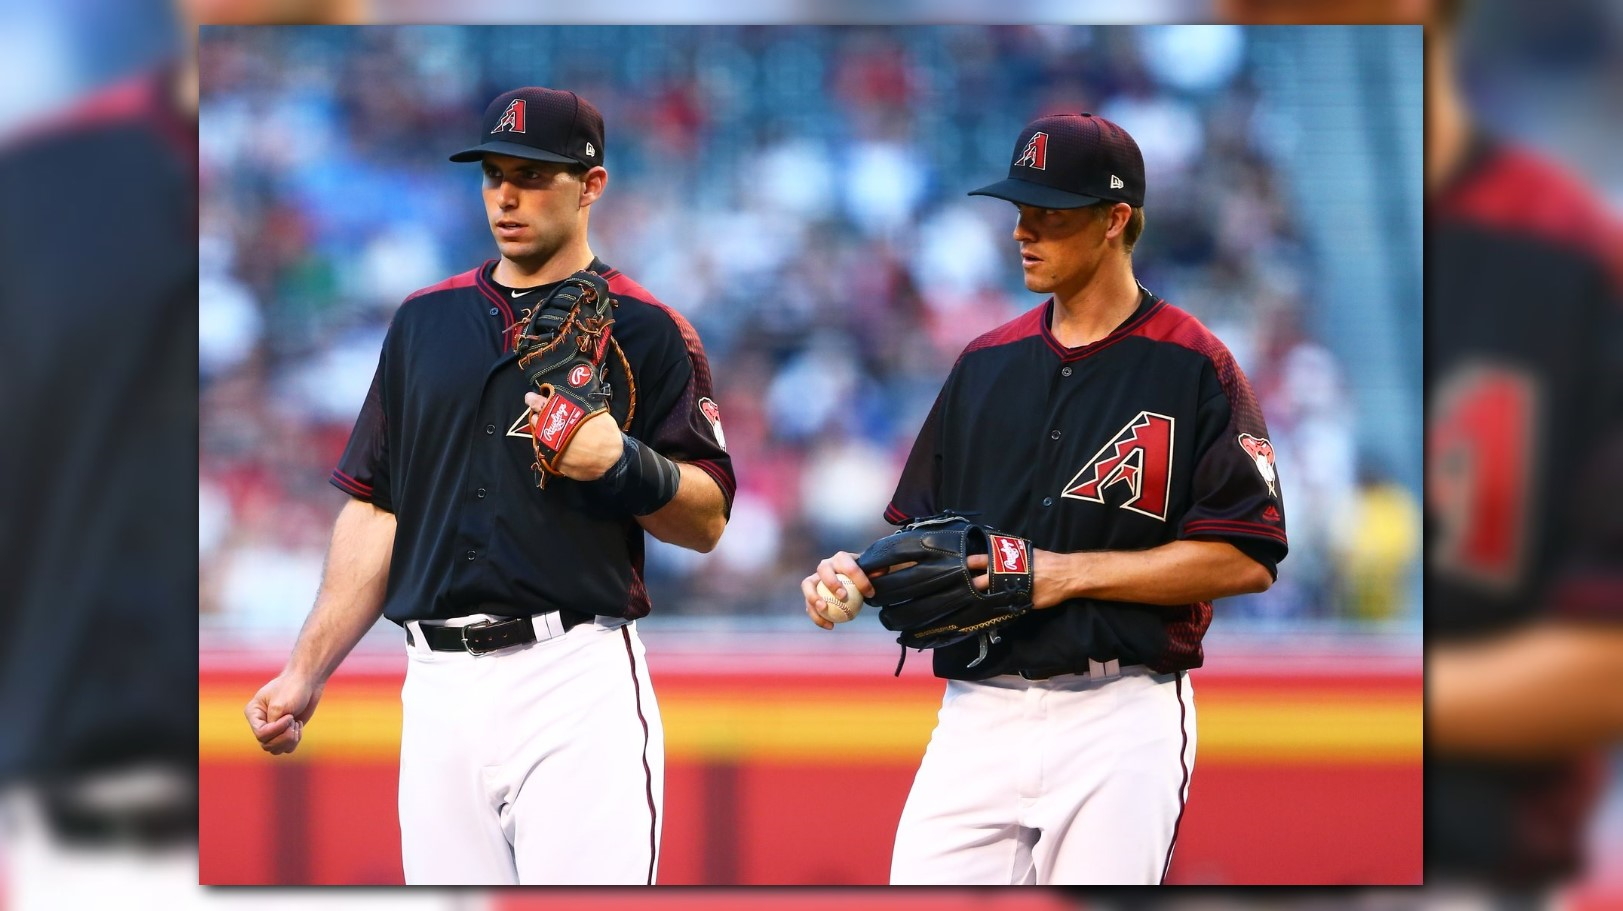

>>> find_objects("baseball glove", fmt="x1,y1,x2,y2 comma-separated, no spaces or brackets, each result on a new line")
515,270,636,487
856,513,1036,670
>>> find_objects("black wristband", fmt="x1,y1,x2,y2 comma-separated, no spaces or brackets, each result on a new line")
586,434,682,516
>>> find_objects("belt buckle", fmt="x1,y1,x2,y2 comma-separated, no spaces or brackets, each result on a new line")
460,619,497,656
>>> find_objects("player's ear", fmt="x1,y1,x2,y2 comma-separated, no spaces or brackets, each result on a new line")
579,166,608,208
1103,202,1132,240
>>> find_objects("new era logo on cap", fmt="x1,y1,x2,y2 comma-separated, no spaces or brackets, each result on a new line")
969,112,1145,210
451,87,605,167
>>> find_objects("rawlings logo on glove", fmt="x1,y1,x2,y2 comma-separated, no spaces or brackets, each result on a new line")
515,270,636,487
856,513,1036,670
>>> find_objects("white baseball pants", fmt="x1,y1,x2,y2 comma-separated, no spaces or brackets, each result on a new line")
890,665,1196,885
397,616,663,885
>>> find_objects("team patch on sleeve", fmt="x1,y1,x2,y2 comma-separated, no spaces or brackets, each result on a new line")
1237,433,1277,496
698,397,727,451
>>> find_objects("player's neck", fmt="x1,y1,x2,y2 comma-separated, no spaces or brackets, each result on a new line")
494,244,596,288
1048,257,1140,348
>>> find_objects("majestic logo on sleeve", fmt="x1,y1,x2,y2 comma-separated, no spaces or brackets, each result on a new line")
988,534,1028,574
698,397,727,451
492,99,527,134
1237,433,1277,497
1015,132,1048,170
1062,412,1175,521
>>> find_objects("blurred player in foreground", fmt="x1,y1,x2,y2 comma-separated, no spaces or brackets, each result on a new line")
1424,0,1623,896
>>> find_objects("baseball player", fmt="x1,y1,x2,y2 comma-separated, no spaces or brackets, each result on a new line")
0,60,199,884
1424,1,1623,891
244,86,735,885
803,114,1288,885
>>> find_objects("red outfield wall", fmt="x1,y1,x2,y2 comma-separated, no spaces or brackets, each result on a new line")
200,640,1422,885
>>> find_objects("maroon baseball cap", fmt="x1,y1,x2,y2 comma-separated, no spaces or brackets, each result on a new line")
449,87,605,167
969,113,1145,209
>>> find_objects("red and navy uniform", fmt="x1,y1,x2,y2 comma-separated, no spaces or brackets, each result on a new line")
0,68,197,788
1427,134,1623,887
887,287,1288,680
333,258,735,624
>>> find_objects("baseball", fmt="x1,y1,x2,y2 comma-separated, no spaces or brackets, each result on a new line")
814,573,864,623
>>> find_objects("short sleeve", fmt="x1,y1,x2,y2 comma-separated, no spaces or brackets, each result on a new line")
884,374,952,525
1177,358,1289,576
635,308,736,515
330,341,393,512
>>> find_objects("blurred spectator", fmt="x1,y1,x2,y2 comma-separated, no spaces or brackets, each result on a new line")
1339,461,1420,623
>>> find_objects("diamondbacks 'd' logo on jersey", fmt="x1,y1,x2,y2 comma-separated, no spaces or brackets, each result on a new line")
1015,132,1048,170
492,99,526,134
698,397,727,451
1062,412,1175,521
1237,433,1277,497
988,534,1028,574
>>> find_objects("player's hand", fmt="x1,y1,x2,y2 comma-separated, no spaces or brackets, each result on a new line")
800,552,878,630
245,673,325,756
968,548,1068,609
525,389,623,481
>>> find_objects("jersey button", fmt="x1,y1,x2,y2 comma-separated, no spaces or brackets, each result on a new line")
466,550,477,561
485,424,496,435
1050,430,1062,440
1061,366,1073,377
1042,497,1054,507
489,307,499,317
476,488,487,499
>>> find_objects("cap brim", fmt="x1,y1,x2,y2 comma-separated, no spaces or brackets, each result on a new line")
448,141,580,164
967,178,1101,209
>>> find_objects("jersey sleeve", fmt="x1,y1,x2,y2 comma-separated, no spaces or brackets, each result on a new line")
634,308,736,515
330,339,393,512
1546,258,1623,623
884,373,952,525
1176,356,1289,577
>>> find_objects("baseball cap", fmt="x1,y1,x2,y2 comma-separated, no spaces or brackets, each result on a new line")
968,113,1145,209
449,87,605,167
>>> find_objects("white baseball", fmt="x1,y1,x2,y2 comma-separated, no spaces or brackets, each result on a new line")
814,573,864,623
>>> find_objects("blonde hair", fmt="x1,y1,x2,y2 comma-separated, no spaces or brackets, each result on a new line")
1088,201,1145,253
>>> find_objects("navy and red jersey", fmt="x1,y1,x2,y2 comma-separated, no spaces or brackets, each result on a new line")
1426,135,1623,886
887,287,1288,680
0,68,197,782
333,257,735,624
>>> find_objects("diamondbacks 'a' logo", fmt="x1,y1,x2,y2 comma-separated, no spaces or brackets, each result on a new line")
492,99,526,134
1015,132,1048,170
988,534,1027,574
1237,433,1277,497
698,397,727,451
1062,412,1175,521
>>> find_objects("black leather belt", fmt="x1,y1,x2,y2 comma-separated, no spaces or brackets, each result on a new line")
407,610,592,655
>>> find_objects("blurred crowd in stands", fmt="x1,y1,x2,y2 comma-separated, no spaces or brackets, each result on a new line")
198,25,1420,630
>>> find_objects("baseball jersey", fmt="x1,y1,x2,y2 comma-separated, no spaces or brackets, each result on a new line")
0,67,198,783
887,288,1288,680
1426,134,1623,886
333,258,735,624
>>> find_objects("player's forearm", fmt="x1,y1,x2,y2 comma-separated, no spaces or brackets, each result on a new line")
1430,623,1623,758
283,498,396,682
635,463,727,553
1037,538,1271,608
